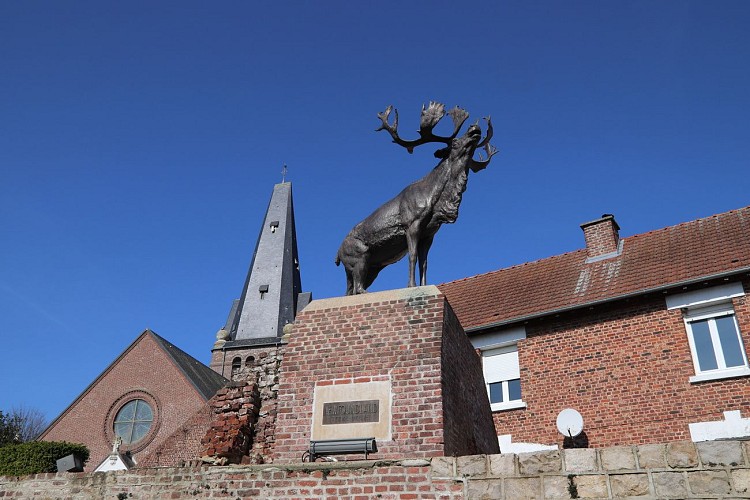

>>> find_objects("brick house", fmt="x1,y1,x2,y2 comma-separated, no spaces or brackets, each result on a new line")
39,330,227,471
439,207,750,453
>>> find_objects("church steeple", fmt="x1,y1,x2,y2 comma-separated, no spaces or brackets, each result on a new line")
223,181,308,342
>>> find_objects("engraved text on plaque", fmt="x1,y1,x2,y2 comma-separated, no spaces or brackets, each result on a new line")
322,400,379,425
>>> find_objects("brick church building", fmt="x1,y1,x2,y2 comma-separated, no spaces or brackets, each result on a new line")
39,181,750,470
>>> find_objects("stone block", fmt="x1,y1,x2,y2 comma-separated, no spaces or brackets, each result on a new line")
666,441,698,468
600,445,636,470
488,453,515,476
457,454,487,477
466,479,502,499
732,468,750,494
504,477,541,499
687,470,731,495
518,450,561,475
653,472,688,498
431,456,455,477
564,448,598,473
573,474,608,498
636,443,666,469
543,475,573,499
400,459,430,467
696,440,744,467
610,473,650,497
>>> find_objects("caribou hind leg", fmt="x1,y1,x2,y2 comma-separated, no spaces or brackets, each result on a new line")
351,261,370,295
345,268,354,296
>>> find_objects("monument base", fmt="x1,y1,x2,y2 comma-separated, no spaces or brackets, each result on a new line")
272,286,499,462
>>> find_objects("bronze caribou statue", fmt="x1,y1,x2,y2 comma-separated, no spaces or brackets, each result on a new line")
336,102,498,295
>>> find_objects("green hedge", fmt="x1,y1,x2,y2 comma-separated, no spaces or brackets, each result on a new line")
0,441,89,476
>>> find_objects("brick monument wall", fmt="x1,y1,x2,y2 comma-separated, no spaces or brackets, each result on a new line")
272,286,499,463
440,301,499,456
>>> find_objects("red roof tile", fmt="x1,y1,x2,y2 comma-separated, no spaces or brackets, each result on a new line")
438,206,750,331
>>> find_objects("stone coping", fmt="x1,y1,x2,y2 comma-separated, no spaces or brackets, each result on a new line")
5,440,748,480
302,286,442,312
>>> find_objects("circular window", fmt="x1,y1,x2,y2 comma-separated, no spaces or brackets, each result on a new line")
113,399,153,445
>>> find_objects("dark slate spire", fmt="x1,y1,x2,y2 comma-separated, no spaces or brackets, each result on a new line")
224,182,306,342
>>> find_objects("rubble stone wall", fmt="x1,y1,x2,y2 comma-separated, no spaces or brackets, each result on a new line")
207,344,284,464
246,346,283,464
200,381,261,464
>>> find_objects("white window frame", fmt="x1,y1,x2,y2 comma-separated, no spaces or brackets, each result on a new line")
684,303,750,383
483,345,526,411
666,283,750,383
473,326,527,412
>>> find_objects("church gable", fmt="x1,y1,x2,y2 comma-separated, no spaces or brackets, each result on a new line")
40,330,226,472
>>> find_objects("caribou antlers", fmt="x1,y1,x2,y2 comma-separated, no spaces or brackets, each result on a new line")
376,101,469,153
470,117,498,172
376,102,495,164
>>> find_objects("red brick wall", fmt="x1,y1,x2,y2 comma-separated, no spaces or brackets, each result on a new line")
200,381,260,464
491,278,750,448
138,405,212,467
40,333,211,471
441,303,500,456
272,288,498,463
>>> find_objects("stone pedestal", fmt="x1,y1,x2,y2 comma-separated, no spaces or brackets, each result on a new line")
272,286,499,462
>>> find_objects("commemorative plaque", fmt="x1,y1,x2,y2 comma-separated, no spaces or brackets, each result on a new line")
311,380,391,441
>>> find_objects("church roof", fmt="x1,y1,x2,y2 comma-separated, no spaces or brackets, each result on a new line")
149,331,227,400
438,206,750,332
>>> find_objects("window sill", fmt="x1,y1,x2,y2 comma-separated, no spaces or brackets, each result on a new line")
689,366,750,383
490,400,527,412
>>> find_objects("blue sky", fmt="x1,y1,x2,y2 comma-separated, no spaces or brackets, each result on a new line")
1,1,749,422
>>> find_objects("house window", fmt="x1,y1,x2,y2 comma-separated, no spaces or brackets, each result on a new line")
684,303,750,383
666,283,749,383
483,345,526,411
114,399,154,445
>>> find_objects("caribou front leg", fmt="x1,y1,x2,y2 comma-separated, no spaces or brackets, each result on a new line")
417,235,434,286
406,227,420,288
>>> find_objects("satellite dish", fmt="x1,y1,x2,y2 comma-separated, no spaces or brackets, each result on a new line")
556,408,584,437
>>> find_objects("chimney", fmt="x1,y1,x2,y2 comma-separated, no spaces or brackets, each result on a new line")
580,214,620,259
